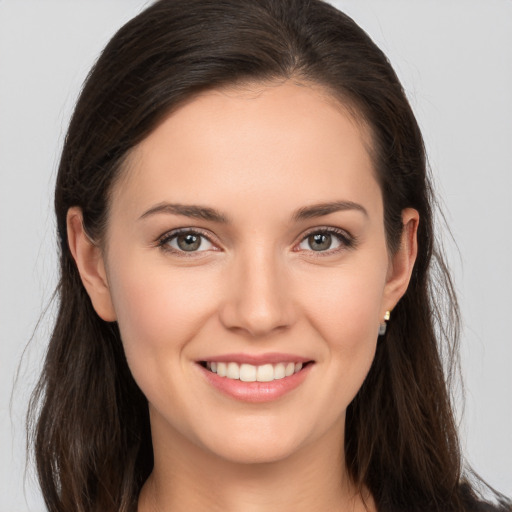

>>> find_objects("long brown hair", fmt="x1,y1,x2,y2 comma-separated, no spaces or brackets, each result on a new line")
28,1,511,511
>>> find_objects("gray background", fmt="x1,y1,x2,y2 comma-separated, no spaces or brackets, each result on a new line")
1,1,510,510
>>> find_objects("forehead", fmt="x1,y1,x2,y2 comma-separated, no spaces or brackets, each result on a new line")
110,81,381,223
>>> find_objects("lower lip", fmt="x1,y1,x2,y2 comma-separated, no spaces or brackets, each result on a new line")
198,363,313,403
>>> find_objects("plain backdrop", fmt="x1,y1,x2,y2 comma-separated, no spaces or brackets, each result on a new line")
1,1,511,510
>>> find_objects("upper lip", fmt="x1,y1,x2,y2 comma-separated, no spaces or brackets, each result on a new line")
198,353,313,365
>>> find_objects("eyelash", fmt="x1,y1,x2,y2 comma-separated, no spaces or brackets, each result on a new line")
156,227,356,257
156,228,217,257
297,227,357,256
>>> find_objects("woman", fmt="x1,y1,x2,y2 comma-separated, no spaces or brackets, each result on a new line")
28,0,511,511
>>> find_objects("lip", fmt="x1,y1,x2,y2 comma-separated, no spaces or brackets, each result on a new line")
198,352,312,365
196,355,314,403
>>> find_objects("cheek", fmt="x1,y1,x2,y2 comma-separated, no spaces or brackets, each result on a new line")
294,256,387,397
298,262,387,345
105,254,218,376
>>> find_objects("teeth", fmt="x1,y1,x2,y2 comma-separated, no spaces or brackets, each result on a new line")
256,364,274,382
206,361,306,382
226,362,239,379
217,362,227,377
240,364,257,382
274,363,285,380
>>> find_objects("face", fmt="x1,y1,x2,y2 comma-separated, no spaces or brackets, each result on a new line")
74,82,416,466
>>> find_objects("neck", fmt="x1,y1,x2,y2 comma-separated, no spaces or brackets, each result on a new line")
138,413,374,512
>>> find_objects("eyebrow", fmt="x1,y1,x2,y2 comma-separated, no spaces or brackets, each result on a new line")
139,200,368,223
292,200,368,221
139,203,229,223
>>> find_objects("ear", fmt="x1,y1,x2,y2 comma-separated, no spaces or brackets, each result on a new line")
67,207,117,321
382,208,419,314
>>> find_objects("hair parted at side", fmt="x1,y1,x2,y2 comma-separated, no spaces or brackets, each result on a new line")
28,1,511,511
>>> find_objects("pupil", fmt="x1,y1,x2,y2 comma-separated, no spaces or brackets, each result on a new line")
309,233,331,251
177,234,201,251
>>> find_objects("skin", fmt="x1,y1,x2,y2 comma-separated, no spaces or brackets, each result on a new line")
68,81,418,512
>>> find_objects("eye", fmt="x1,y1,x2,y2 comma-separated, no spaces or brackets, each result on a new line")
158,229,215,254
297,228,354,253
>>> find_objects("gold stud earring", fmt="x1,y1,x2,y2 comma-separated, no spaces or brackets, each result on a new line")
379,310,391,336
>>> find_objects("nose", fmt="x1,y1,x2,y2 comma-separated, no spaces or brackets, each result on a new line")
219,247,295,338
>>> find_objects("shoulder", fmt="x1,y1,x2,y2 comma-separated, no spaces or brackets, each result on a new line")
466,503,512,512
460,482,512,512
469,504,511,512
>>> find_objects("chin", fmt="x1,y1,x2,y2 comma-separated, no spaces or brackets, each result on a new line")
206,437,303,466
193,417,327,466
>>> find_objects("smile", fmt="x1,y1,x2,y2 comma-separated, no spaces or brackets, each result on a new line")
197,355,314,402
204,361,304,382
